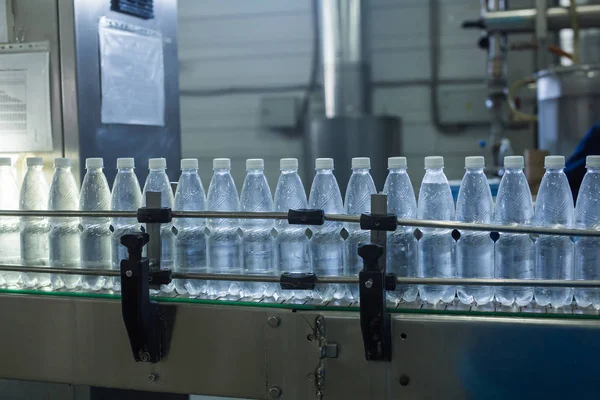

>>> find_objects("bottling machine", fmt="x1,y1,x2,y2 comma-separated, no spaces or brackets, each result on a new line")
2,1,600,400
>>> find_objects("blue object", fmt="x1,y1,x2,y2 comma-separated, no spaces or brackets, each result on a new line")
565,122,600,200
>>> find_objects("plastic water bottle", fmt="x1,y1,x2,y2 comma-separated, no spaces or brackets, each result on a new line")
206,158,242,297
382,157,418,303
574,155,600,309
111,158,142,292
455,156,494,305
309,158,345,301
20,157,50,287
240,158,276,298
0,158,20,287
80,158,111,291
142,158,176,293
344,157,377,300
274,158,311,299
534,155,574,308
494,156,535,307
48,158,80,289
417,156,456,304
173,158,207,296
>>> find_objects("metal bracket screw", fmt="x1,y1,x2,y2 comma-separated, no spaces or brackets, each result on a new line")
139,351,150,362
125,270,132,278
268,316,280,328
148,373,158,382
399,374,410,386
268,386,282,399
365,278,373,288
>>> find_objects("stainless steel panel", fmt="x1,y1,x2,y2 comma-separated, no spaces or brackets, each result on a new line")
66,0,181,184
304,116,402,192
2,293,600,399
537,65,600,156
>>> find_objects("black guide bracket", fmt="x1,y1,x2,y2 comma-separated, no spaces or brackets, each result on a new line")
120,232,174,363
358,243,392,361
288,209,325,226
358,194,395,362
280,272,317,291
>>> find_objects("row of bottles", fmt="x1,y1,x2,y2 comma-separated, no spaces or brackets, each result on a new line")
0,155,599,308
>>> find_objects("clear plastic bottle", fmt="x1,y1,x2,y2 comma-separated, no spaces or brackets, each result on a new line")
0,158,20,287
417,156,456,304
142,158,176,293
48,158,80,289
309,158,346,301
344,157,377,300
274,158,311,299
173,158,207,296
80,158,111,291
455,156,494,305
20,157,50,287
206,158,242,297
240,158,275,298
494,156,535,307
534,155,574,308
382,157,418,303
574,155,600,309
111,158,142,292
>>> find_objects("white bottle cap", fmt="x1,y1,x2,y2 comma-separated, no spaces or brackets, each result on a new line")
54,158,71,168
246,158,264,170
545,155,565,169
586,155,600,168
181,158,198,169
315,158,334,170
86,158,104,169
26,157,43,167
213,158,231,169
149,157,166,170
465,156,485,169
117,158,135,169
388,157,407,169
351,157,370,169
0,157,11,167
424,156,443,169
504,155,524,169
280,158,298,170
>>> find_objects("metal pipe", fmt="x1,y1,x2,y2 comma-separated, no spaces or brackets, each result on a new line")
0,210,599,237
320,0,370,117
485,4,600,33
0,264,597,288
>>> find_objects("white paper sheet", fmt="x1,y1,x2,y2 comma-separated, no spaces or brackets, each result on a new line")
0,50,52,152
99,17,165,126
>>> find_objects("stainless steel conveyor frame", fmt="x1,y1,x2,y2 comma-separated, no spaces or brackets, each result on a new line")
1,196,600,399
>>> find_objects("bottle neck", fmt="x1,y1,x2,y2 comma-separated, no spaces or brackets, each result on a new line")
425,167,443,173
86,168,103,174
545,167,564,173
465,167,484,174
246,168,264,175
181,168,197,174
149,168,166,173
351,168,370,174
118,167,134,173
28,165,43,172
316,168,333,175
587,167,600,173
504,167,523,174
213,168,231,174
388,168,407,174
280,168,298,174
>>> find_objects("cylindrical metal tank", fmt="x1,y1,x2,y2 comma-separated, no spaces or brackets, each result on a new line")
537,64,600,156
304,116,402,192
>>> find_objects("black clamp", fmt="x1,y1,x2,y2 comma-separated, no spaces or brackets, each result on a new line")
280,272,317,291
120,232,173,363
137,207,173,224
360,213,398,232
288,209,325,225
358,243,392,362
